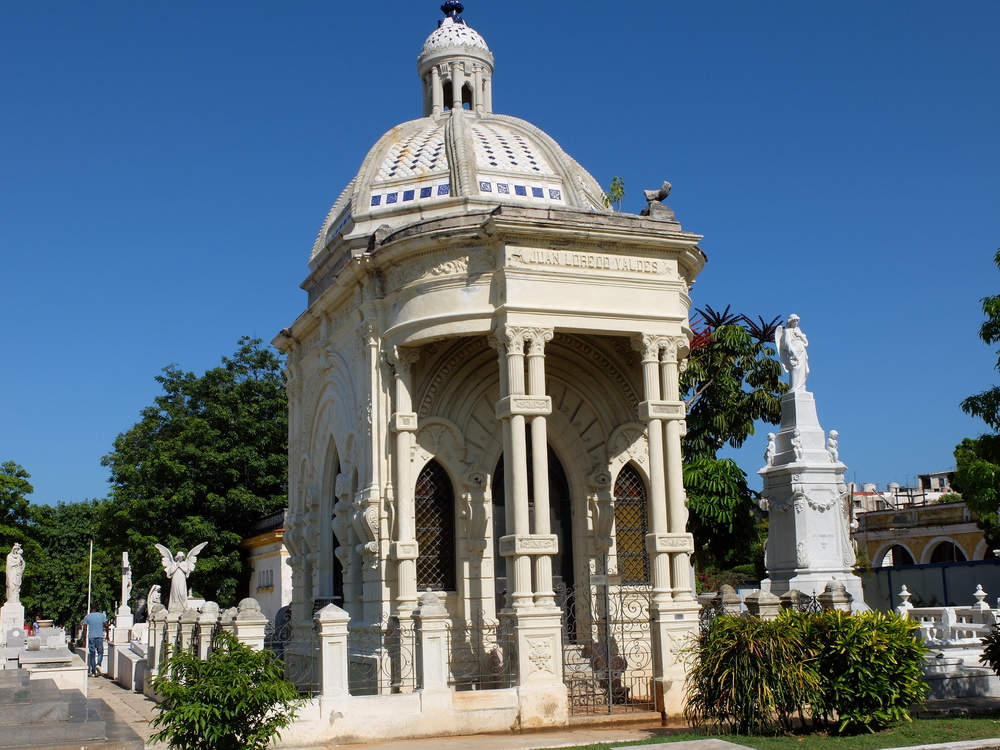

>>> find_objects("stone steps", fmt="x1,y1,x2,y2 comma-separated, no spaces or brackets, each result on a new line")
0,670,143,750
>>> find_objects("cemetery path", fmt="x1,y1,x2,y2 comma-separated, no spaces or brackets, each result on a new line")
86,673,166,748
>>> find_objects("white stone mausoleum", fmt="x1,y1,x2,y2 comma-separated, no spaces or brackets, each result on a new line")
272,4,707,742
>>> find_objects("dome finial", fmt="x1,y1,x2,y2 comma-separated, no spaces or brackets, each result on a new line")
440,1,465,26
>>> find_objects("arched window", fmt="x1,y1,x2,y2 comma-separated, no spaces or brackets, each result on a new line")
414,460,456,591
929,540,967,564
880,544,914,566
614,464,649,584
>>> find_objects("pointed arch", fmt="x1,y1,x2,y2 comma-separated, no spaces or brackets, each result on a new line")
415,459,457,591
614,463,649,584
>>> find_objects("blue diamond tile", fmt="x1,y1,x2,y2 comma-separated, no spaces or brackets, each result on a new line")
420,186,432,198
386,193,398,204
514,185,527,196
549,189,562,200
403,189,415,201
497,183,509,194
438,183,451,195
371,195,381,206
479,181,492,192
531,187,544,198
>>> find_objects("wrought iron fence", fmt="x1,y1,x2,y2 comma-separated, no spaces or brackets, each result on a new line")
560,576,655,715
446,613,517,690
265,607,321,696
348,617,419,695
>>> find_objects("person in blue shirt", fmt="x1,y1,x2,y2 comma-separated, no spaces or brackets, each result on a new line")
81,606,108,677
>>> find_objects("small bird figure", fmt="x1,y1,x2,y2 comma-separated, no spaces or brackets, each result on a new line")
644,181,672,204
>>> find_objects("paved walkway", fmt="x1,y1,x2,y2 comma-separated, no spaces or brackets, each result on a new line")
86,673,166,748
88,675,1000,750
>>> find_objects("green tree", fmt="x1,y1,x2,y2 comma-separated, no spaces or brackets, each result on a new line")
602,176,625,212
0,462,42,610
681,307,786,570
102,337,287,608
954,250,1000,544
28,499,117,626
151,630,303,750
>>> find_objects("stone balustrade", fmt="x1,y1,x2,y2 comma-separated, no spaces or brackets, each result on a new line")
896,584,999,646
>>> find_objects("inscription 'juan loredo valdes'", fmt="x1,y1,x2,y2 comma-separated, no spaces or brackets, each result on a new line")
513,248,670,275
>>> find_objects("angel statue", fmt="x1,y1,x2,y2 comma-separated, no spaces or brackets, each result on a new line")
154,542,207,611
775,314,810,392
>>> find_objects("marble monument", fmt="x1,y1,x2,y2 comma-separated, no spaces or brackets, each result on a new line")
759,316,865,607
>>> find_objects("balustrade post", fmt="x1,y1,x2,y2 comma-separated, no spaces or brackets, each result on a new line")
233,598,268,650
314,603,351,698
415,593,451,692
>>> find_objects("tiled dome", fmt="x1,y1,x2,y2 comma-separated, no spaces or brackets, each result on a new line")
309,6,608,261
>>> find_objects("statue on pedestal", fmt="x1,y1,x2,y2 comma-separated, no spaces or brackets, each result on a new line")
154,542,207,610
120,551,132,613
775,314,809,392
5,544,24,604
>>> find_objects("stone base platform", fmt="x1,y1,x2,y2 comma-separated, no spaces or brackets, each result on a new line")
0,670,142,750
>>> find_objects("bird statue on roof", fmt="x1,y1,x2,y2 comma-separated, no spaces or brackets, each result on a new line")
641,181,676,221
643,181,672,204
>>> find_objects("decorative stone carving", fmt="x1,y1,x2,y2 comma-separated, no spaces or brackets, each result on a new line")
154,542,208,611
5,543,24,604
775,314,809,393
764,433,776,467
640,181,676,221
827,430,839,462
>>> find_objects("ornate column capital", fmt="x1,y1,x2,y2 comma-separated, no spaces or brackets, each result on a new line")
387,345,420,373
631,333,667,362
525,328,554,356
659,336,690,364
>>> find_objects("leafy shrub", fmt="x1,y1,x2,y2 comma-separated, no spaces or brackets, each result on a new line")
684,611,820,735
686,609,928,736
979,625,1000,675
151,631,304,750
798,609,929,734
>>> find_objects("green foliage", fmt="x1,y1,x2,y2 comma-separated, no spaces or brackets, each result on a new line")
602,176,625,211
681,315,786,569
953,250,1000,546
151,631,303,750
102,337,287,607
978,625,1000,677
953,435,1000,545
686,610,928,736
28,499,117,625
685,611,820,735
0,462,42,611
800,609,930,734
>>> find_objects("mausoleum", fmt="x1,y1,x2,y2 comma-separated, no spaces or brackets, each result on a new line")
272,4,707,740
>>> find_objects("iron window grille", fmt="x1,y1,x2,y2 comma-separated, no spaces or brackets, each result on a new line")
414,460,457,591
614,464,649,585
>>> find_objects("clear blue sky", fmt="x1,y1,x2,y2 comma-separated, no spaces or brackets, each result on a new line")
2,1,998,505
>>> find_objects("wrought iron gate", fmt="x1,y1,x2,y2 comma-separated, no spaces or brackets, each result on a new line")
559,574,654,715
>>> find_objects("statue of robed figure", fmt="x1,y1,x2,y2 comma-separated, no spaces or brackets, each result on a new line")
154,542,207,611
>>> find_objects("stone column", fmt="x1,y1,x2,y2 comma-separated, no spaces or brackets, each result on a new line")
496,327,533,610
450,61,463,109
526,328,556,608
633,334,671,605
661,338,694,602
430,65,442,116
390,347,420,613
315,603,351,698
632,333,700,717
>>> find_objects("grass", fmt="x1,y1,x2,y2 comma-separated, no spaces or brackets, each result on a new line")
539,712,1000,750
